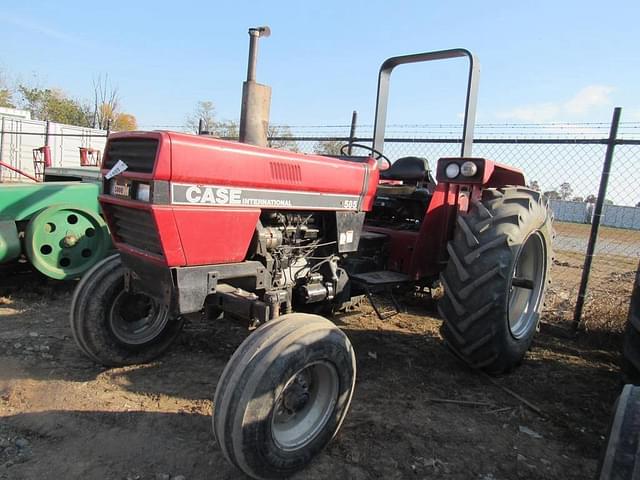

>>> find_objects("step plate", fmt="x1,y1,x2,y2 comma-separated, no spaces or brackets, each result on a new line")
350,270,411,286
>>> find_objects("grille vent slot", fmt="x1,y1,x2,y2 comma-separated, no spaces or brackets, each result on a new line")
270,162,302,183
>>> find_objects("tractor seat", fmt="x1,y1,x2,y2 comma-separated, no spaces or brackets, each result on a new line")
379,156,430,184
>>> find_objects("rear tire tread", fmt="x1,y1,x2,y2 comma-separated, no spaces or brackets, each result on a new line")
623,264,640,383
439,187,553,374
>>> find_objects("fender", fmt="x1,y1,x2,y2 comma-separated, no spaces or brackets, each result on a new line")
482,159,526,188
435,157,525,188
434,157,526,214
407,157,526,278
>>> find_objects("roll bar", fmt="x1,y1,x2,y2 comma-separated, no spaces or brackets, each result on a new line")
372,48,480,158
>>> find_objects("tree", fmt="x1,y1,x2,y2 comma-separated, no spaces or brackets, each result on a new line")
558,182,573,200
113,113,137,131
314,140,344,156
582,194,614,205
528,180,541,192
89,75,137,131
0,89,13,108
92,75,119,129
268,125,298,152
12,75,136,130
216,120,239,139
0,70,14,108
543,190,560,201
186,100,217,134
185,100,239,138
18,86,90,125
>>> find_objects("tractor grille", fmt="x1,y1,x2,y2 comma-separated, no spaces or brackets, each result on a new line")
104,139,158,174
105,204,163,256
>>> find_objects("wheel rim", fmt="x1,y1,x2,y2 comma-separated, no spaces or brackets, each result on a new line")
108,290,169,345
25,205,110,280
271,361,339,451
508,231,547,339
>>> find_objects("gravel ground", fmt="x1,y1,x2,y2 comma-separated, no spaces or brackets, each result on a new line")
0,260,628,480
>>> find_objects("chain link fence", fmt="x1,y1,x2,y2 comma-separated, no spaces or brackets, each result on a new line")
1,118,637,330
270,120,640,330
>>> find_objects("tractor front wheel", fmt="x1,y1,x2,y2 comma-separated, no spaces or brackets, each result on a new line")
213,313,356,479
439,187,553,374
70,254,184,366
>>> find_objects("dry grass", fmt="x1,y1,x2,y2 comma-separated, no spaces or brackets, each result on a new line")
550,219,637,290
554,221,640,242
545,237,636,348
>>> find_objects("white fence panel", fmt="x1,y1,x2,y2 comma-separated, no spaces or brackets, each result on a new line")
551,199,640,230
550,200,589,224
0,116,107,181
0,117,46,181
50,124,107,169
601,204,640,230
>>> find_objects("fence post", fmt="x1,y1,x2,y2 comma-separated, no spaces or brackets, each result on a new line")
106,119,111,137
572,107,622,329
347,110,357,155
198,118,204,135
44,120,50,146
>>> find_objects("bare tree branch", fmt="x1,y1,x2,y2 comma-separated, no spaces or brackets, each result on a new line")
92,74,120,129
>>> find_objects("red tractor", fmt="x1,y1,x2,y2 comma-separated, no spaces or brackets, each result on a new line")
71,49,552,479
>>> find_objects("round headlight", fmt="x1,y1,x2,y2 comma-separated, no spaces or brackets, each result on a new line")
445,162,460,179
461,161,478,177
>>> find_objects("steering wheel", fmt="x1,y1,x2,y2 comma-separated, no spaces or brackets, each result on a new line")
340,143,392,170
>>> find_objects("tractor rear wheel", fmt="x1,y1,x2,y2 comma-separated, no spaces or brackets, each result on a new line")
439,187,552,374
598,384,640,479
623,261,640,384
70,254,184,366
213,313,356,479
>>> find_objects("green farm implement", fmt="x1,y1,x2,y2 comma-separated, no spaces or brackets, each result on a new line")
0,181,110,280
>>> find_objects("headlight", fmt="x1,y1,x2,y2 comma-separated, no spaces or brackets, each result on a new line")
135,183,151,202
445,162,460,179
460,161,478,177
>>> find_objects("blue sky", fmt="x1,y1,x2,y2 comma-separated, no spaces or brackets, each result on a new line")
1,0,639,130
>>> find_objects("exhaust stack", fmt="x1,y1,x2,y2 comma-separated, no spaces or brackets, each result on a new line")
239,26,271,147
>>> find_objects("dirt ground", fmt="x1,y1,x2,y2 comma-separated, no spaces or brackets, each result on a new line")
0,256,629,480
546,222,637,334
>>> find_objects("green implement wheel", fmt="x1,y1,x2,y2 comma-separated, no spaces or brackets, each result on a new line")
24,204,110,280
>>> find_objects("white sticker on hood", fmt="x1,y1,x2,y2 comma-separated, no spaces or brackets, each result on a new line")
105,159,129,180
